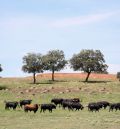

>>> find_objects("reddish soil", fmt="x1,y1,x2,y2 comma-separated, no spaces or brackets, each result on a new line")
37,73,116,80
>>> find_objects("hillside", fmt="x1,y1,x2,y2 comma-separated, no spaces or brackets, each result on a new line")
36,73,117,81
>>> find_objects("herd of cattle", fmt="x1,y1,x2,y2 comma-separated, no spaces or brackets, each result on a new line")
4,98,120,113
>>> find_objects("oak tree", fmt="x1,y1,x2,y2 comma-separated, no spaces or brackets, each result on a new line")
43,50,67,81
22,53,44,84
70,49,108,82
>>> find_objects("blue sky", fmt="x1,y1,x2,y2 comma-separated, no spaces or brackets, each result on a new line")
0,0,120,77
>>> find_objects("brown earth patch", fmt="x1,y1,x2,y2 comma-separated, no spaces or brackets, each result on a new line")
10,85,112,98
36,73,116,80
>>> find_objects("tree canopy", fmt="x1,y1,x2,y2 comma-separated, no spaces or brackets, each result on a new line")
0,64,2,72
22,53,44,84
70,49,108,82
43,50,67,81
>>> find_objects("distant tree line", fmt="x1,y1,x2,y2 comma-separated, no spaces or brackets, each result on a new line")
22,49,108,84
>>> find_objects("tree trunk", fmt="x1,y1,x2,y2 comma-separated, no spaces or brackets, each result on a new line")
52,68,55,81
33,72,36,84
85,72,91,82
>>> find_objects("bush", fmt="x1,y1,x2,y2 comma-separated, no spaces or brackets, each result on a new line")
117,72,120,81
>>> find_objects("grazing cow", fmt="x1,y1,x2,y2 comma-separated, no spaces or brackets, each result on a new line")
109,103,120,112
5,101,18,110
109,103,116,112
40,103,56,113
61,98,80,110
88,102,101,112
62,101,72,110
19,99,32,108
115,103,120,110
69,103,84,111
97,101,110,109
24,104,39,113
51,98,63,107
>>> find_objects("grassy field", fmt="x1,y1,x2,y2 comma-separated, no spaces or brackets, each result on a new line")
0,74,120,129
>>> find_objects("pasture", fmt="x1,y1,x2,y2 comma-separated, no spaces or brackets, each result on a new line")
0,73,120,129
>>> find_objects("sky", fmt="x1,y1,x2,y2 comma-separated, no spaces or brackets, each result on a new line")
0,0,120,77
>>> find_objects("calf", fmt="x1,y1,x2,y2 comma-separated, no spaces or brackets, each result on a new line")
24,104,39,113
88,102,101,112
70,103,84,111
115,103,120,110
5,101,18,110
40,103,56,113
20,99,32,108
109,103,120,111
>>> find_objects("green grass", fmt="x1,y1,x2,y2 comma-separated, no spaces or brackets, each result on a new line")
0,77,120,129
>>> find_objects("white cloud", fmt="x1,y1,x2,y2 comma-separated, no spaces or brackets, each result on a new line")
50,12,119,28
0,11,119,30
